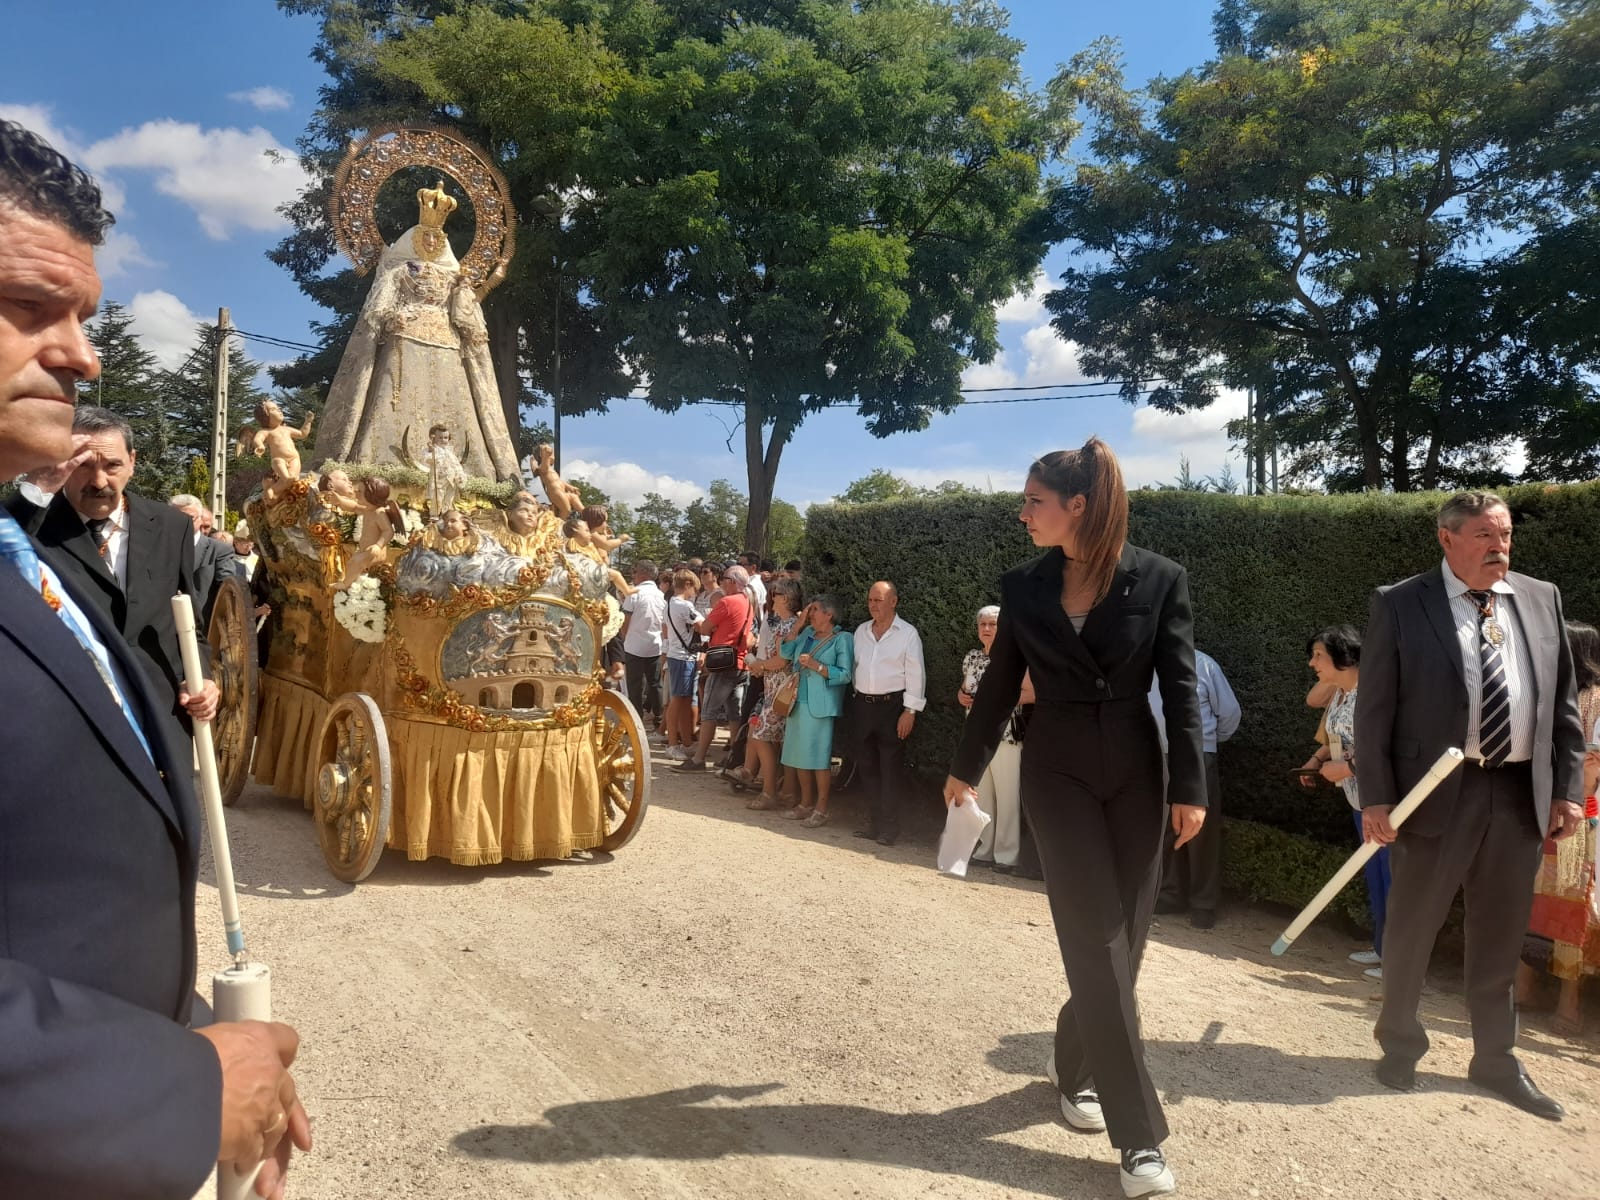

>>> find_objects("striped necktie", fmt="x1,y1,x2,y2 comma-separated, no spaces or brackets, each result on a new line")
0,510,154,761
1468,590,1511,767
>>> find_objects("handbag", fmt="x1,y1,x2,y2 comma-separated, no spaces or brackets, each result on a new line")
770,671,800,717
703,644,738,673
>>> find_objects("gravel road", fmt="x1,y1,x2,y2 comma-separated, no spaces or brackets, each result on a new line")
197,756,1599,1199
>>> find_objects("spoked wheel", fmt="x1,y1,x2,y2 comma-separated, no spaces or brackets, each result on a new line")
594,689,650,852
314,692,393,882
207,573,259,805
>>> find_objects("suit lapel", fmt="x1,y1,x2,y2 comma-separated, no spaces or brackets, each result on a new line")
45,492,121,595
1418,567,1468,692
1031,547,1104,676
1079,544,1142,646
0,554,184,836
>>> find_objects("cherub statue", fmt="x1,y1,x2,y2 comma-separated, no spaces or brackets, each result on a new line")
532,443,583,518
499,489,561,559
564,514,632,597
318,469,401,590
248,400,315,501
578,502,631,555
421,422,466,518
426,508,483,557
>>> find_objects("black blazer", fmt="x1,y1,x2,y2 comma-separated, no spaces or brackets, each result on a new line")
952,543,1208,809
1354,566,1584,838
0,548,221,1197
191,533,238,627
5,489,212,727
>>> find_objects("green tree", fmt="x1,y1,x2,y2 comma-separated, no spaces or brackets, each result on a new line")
585,0,1072,548
679,479,748,562
80,301,181,497
155,327,271,492
1043,0,1600,491
765,498,805,564
627,491,682,566
833,469,983,504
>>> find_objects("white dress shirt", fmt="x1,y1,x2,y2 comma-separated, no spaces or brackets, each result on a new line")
20,480,129,587
852,615,927,712
620,580,667,656
1441,559,1535,762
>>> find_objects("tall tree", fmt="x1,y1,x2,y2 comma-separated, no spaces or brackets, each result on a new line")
80,302,180,497
1043,0,1600,491
627,491,683,566
679,479,748,562
585,0,1071,548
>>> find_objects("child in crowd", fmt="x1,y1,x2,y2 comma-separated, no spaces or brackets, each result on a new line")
662,569,703,759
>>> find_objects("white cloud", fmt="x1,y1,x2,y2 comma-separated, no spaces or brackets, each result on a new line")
893,464,1026,493
228,86,293,112
1129,387,1250,446
962,322,1088,391
127,289,207,371
563,459,706,510
994,270,1052,325
96,229,157,279
83,119,307,240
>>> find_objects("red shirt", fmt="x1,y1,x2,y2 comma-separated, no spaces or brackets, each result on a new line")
704,592,752,669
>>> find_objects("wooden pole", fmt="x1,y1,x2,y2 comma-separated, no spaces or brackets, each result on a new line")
211,308,231,527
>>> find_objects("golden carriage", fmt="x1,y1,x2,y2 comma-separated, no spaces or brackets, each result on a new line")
207,475,650,883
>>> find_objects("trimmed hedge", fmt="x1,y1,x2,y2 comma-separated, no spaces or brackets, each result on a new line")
804,480,1600,856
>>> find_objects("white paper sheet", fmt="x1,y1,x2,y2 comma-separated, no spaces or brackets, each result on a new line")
937,798,992,877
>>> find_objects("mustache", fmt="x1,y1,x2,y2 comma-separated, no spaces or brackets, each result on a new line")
79,485,118,499
1483,552,1510,564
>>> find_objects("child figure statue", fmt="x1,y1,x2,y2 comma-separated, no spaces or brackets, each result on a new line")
564,515,632,597
248,400,315,501
422,422,466,519
533,443,583,518
318,469,401,589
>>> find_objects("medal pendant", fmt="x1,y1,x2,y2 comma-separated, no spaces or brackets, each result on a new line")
1483,618,1506,646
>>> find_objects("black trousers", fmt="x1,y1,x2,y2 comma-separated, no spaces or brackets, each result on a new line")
853,693,910,838
1027,700,1169,1149
1158,750,1222,912
1376,760,1543,1079
624,651,662,721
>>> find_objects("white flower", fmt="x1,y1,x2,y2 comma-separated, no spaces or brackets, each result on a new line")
333,576,388,643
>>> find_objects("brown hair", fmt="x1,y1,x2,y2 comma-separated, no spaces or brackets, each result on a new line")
1028,436,1128,607
359,476,390,505
672,569,700,595
578,504,608,531
254,399,278,426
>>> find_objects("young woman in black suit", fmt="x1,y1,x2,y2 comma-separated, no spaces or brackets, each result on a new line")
945,438,1207,1199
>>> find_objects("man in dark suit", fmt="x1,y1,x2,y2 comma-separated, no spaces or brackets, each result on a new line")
0,117,309,1197
6,405,220,732
169,490,238,625
1355,491,1586,1119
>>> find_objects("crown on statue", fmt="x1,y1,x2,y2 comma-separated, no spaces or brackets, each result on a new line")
416,180,458,229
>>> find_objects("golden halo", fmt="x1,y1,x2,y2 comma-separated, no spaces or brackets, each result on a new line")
329,125,517,298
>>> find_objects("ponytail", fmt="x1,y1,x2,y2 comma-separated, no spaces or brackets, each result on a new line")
1028,435,1128,606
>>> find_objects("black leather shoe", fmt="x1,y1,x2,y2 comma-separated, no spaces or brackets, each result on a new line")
1189,908,1216,930
852,829,878,840
1375,1055,1418,1092
1467,1067,1564,1121
1154,896,1186,915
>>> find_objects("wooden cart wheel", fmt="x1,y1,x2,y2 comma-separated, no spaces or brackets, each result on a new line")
594,689,650,852
207,573,259,805
314,692,393,882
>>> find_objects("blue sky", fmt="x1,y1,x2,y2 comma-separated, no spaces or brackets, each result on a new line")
4,0,1246,512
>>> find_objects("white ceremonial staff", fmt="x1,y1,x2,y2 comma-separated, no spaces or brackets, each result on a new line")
1270,747,1464,957
172,594,274,1200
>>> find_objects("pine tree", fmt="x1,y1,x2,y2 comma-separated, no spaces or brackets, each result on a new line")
80,301,179,497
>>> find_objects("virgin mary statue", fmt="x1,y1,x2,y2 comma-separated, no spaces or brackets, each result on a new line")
313,181,522,481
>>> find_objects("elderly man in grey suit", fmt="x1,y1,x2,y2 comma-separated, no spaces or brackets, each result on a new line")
1355,491,1586,1119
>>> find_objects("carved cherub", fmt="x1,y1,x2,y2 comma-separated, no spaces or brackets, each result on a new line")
564,515,632,597
578,502,631,555
426,508,483,557
318,469,401,590
499,489,560,558
249,400,315,501
532,443,583,518
421,423,466,518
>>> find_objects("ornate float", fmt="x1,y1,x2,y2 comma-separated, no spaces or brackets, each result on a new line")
212,128,649,882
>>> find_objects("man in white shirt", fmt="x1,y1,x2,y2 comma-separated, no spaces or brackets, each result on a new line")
851,580,927,846
1148,648,1241,928
620,559,667,730
739,551,767,615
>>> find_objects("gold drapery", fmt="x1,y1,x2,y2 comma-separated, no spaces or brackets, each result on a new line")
252,672,606,865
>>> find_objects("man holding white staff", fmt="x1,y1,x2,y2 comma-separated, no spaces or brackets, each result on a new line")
1355,491,1586,1118
0,119,310,1197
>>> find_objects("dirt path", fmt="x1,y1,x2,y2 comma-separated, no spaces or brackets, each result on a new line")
198,758,1599,1199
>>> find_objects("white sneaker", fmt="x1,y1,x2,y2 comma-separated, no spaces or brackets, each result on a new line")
1364,966,1383,981
1120,1147,1176,1197
1349,949,1382,966
1045,1054,1106,1132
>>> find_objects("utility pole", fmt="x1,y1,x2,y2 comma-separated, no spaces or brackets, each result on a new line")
551,269,562,474
1244,387,1255,496
211,307,231,526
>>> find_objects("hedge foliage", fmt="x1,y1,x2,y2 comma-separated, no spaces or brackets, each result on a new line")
804,480,1600,854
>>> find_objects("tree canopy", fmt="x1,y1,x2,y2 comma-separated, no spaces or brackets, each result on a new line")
1043,0,1600,491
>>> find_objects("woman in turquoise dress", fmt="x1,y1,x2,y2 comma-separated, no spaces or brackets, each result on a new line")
779,594,855,829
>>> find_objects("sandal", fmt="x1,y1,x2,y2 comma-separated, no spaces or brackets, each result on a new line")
801,809,829,828
745,793,780,811
781,805,815,821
